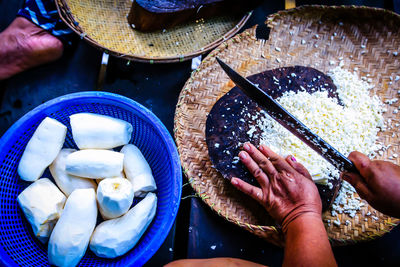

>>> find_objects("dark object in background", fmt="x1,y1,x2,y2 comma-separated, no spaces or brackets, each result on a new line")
128,0,263,32
206,66,342,211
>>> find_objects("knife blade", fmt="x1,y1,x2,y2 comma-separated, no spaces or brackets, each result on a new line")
216,57,358,174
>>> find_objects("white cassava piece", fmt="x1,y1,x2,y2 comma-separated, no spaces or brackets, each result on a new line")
70,113,133,149
89,192,157,258
49,149,97,196
96,170,126,184
18,117,67,182
97,177,134,219
48,188,97,267
17,178,66,243
121,144,157,197
65,149,124,179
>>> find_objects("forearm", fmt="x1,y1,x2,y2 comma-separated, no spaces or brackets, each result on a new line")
283,214,337,267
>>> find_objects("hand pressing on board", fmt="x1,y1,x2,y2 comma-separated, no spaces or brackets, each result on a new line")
230,142,321,232
342,151,400,218
231,143,337,267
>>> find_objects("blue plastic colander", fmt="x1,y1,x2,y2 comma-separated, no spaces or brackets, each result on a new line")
0,92,182,267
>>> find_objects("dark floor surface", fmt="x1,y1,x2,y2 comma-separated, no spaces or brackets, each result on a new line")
1,0,400,266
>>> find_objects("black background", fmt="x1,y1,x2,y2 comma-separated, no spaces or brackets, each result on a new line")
1,1,400,266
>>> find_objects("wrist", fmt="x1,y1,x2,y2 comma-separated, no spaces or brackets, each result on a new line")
282,211,322,235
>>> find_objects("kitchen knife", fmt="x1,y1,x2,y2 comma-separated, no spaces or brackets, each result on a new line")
216,57,358,174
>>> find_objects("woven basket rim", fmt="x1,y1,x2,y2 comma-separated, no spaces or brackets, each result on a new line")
267,4,400,24
174,5,400,246
55,0,252,63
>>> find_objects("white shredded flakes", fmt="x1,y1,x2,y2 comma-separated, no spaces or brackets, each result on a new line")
275,47,281,52
333,219,341,226
244,67,385,218
385,98,398,105
247,67,383,187
301,39,306,45
276,58,281,63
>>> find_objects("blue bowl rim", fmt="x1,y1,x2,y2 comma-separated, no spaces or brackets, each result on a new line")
0,91,182,266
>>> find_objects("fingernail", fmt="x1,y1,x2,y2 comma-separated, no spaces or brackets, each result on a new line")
231,178,238,185
259,145,264,151
239,151,247,160
243,143,251,151
291,156,296,162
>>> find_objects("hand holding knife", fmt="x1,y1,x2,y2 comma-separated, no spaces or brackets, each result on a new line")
216,57,359,175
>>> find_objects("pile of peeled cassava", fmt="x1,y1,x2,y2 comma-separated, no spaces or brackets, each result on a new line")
16,113,157,267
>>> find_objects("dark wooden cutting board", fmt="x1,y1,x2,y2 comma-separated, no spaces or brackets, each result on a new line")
206,66,342,211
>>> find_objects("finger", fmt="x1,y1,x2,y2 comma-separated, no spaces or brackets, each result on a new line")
285,155,313,180
348,151,371,181
258,144,294,172
231,177,263,203
341,172,371,201
239,151,269,188
243,143,277,175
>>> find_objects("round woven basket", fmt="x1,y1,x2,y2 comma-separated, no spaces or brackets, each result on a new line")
55,0,252,63
174,5,400,246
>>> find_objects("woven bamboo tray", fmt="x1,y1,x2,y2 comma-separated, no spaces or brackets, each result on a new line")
174,5,400,246
55,0,251,63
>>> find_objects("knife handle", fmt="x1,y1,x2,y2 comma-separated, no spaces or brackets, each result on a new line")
343,158,361,176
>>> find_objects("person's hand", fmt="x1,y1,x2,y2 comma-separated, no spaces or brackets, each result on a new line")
230,143,322,233
342,151,400,218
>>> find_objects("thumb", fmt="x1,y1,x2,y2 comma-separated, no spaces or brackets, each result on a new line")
348,151,371,181
286,155,313,180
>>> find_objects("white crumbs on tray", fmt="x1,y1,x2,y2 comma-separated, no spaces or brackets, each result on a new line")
247,66,384,186
244,66,386,226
